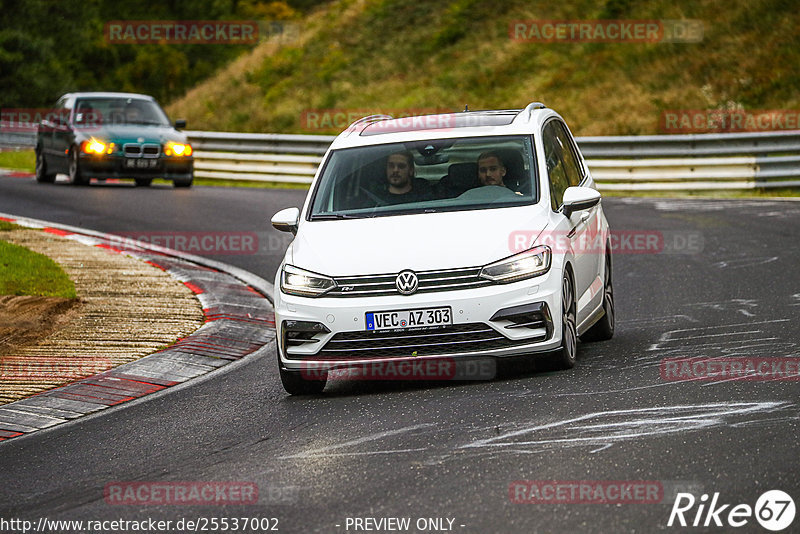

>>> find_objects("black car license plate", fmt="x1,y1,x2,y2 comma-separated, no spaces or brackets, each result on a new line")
125,159,158,169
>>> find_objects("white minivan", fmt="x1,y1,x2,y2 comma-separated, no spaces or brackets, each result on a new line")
271,103,614,394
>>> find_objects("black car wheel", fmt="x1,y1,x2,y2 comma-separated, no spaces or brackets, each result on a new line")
68,148,89,186
135,178,153,187
35,147,56,183
582,250,615,342
173,178,193,188
548,270,577,370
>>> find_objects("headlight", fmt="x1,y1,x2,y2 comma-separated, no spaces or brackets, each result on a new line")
164,141,192,157
281,264,337,297
81,138,108,155
480,245,551,283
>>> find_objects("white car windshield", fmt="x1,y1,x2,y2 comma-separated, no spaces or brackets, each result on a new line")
309,135,538,219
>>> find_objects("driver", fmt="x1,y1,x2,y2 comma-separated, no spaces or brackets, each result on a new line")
476,151,507,187
379,151,432,204
124,102,144,123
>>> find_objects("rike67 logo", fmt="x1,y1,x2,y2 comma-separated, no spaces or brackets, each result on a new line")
668,490,795,531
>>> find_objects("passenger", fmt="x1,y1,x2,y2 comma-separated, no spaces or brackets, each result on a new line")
380,151,432,204
476,151,507,187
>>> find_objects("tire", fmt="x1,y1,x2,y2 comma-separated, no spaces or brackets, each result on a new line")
278,353,326,395
174,178,192,188
582,251,615,342
547,270,577,370
68,148,89,186
135,178,153,187
35,147,56,183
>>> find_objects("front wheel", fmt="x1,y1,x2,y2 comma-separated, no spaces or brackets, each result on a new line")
35,147,56,183
134,178,153,187
279,366,326,395
547,271,577,370
68,148,89,186
278,350,326,395
174,178,192,188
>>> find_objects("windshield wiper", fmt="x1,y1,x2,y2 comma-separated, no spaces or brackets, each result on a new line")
311,213,361,220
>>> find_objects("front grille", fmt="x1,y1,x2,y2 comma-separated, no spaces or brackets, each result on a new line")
330,267,492,297
123,143,160,158
123,144,140,156
297,323,545,360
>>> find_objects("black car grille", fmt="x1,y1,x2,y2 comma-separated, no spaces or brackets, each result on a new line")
330,267,492,297
123,143,160,158
295,323,545,360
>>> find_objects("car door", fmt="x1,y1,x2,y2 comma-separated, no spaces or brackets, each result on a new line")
51,96,74,173
38,97,64,165
542,119,602,325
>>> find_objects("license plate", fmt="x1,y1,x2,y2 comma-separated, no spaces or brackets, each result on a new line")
125,158,158,169
366,307,452,331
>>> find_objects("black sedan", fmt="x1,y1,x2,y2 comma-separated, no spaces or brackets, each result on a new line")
35,92,193,187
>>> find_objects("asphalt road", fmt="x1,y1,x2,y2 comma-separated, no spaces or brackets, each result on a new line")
1,176,799,533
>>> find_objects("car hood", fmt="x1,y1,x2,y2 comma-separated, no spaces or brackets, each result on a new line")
76,124,186,144
287,204,551,276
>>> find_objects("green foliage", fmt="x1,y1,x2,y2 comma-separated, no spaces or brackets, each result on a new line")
0,0,309,108
166,0,800,136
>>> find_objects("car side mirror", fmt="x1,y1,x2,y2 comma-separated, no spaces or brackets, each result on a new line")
562,186,601,218
174,119,187,129
271,207,300,235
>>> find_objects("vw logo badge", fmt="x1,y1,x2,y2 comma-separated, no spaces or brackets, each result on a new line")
395,270,419,295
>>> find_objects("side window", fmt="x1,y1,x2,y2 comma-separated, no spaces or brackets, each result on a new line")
52,97,68,125
542,122,570,210
553,121,583,187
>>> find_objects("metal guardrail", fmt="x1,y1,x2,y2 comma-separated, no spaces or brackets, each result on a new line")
185,129,800,191
0,131,36,150
3,128,798,191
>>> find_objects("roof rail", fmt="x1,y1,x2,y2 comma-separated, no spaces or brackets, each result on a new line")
515,102,547,122
344,114,394,135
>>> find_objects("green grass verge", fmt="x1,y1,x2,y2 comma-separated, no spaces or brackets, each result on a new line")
0,239,76,298
0,221,21,231
0,150,35,173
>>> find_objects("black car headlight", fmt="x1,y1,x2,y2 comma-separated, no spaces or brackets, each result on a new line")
164,141,192,157
81,138,114,155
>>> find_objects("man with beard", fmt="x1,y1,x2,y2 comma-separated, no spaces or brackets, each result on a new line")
380,151,433,205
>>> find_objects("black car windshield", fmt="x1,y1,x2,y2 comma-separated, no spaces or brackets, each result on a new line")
309,135,538,219
72,97,170,126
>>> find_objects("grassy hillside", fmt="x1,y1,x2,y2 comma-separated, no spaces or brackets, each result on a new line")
167,0,800,136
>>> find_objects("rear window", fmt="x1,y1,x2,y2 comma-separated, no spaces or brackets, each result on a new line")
309,135,538,220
